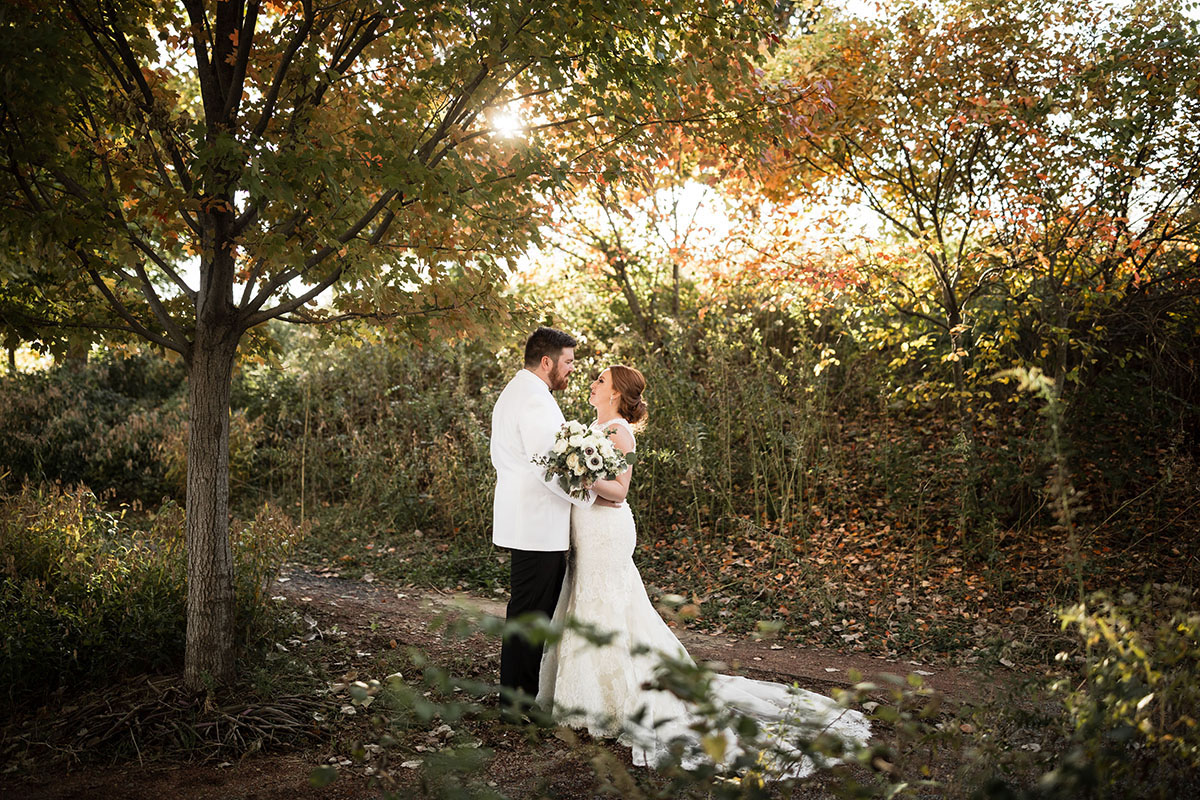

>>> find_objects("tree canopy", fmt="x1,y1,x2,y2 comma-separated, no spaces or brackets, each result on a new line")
758,0,1200,401
0,0,799,687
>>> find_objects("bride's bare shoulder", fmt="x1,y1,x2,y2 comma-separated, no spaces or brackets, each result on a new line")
606,422,635,453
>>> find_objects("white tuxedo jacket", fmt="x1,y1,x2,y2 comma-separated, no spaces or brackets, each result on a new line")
490,369,593,550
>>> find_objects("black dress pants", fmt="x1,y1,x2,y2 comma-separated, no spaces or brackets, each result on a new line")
499,548,567,706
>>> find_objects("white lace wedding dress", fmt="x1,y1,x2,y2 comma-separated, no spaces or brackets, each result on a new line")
537,418,871,778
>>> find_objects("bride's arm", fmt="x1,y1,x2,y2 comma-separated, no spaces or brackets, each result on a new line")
590,426,635,503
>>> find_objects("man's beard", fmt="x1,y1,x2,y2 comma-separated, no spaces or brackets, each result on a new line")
549,363,570,392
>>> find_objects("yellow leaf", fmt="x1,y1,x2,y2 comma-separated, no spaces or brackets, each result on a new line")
701,733,727,763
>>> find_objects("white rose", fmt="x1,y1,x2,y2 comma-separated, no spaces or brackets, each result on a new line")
568,435,584,448
566,453,580,470
552,438,568,454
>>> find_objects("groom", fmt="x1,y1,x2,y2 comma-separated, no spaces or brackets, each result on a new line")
491,326,603,713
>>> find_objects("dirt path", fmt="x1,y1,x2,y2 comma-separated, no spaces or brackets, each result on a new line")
275,566,987,700
6,566,996,800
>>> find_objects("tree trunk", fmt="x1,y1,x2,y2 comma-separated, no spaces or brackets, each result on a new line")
183,323,239,690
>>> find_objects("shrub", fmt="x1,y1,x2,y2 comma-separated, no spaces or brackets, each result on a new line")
232,501,305,619
0,353,186,503
0,485,185,706
231,335,507,533
0,484,300,708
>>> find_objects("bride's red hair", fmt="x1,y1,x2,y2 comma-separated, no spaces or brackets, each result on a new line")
608,364,647,429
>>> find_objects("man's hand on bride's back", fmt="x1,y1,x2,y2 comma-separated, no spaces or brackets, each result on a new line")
593,497,624,509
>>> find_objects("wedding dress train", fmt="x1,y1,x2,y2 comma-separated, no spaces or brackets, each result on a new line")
537,419,870,778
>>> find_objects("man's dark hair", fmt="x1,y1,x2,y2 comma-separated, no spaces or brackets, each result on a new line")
524,327,577,368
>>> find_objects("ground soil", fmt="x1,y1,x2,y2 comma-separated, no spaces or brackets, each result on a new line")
4,566,1002,800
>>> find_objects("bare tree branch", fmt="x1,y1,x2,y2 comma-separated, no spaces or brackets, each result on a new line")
81,256,187,355
243,187,399,315
220,0,263,123
128,236,197,303
181,0,220,122
272,285,495,325
130,258,191,347
246,4,318,145
241,261,344,329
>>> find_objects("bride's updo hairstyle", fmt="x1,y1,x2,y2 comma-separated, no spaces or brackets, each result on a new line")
608,364,648,429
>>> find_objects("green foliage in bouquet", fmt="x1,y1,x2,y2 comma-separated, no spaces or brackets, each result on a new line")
534,420,639,500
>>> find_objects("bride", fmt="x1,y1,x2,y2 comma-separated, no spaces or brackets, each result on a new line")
536,364,871,779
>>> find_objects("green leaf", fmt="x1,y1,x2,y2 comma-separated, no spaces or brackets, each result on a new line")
309,765,338,787
873,705,901,724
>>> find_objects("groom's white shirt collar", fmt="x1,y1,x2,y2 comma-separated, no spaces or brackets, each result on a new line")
518,367,551,391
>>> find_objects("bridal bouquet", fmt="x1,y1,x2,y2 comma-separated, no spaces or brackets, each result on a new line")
533,420,637,500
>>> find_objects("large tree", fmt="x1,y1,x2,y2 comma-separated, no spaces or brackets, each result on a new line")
0,0,783,688
771,0,1200,398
